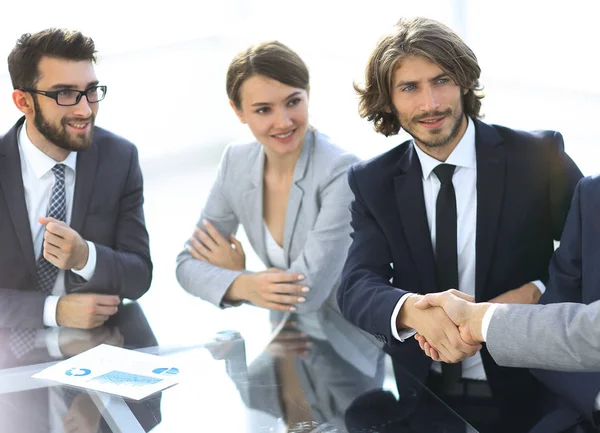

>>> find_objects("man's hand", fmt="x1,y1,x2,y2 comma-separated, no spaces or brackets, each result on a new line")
398,295,481,363
62,392,102,433
488,282,541,304
38,216,89,270
187,220,245,270
225,268,308,312
59,326,124,357
56,294,120,329
413,290,489,361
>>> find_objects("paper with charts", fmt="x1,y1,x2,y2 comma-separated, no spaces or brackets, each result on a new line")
32,344,180,400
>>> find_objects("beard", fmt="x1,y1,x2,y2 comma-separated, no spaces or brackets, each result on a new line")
33,97,95,152
402,107,465,150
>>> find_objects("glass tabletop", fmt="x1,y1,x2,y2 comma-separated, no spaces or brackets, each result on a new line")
0,294,477,432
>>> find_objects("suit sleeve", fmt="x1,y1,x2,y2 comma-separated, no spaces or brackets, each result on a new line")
487,301,600,372
175,145,244,307
533,176,599,425
68,146,152,300
337,166,409,345
542,178,584,304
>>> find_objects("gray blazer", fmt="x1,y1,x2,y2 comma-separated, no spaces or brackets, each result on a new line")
487,301,600,372
176,129,382,376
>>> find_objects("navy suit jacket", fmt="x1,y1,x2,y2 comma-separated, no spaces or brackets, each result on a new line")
0,117,152,326
533,175,600,429
337,119,583,432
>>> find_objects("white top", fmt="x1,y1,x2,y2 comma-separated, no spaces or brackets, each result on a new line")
18,122,97,327
263,222,326,340
389,118,544,380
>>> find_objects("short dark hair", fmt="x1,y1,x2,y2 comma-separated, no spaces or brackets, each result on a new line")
356,17,484,137
8,28,97,90
226,41,309,110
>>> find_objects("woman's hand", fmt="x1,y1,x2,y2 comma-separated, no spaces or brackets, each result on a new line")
225,268,310,312
187,220,246,270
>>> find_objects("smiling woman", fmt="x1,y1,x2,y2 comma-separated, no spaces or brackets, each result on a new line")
175,40,383,379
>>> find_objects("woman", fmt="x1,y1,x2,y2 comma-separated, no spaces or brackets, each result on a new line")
176,41,382,377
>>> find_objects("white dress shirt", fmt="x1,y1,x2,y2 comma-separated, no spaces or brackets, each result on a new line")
18,122,97,327
390,118,545,380
481,304,600,410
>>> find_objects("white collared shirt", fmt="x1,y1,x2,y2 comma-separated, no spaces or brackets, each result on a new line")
389,117,544,380
18,121,97,327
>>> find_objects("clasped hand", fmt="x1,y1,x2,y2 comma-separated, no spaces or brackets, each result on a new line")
407,290,482,363
187,220,246,270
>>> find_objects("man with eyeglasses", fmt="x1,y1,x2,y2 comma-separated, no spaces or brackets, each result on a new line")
0,28,152,334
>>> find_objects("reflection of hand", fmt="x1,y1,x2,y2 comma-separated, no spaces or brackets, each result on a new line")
56,294,120,329
398,294,480,363
413,290,488,361
225,269,308,312
187,220,246,270
265,329,312,359
62,392,102,433
38,217,89,271
59,326,124,357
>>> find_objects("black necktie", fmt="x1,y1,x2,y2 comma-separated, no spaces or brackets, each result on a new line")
433,163,462,385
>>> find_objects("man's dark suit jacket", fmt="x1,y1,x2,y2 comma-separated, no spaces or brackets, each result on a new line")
531,175,600,431
337,119,583,432
0,117,152,327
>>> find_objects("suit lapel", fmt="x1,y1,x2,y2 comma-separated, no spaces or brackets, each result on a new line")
474,120,505,299
283,131,313,264
394,145,437,291
70,141,99,234
0,118,36,277
242,146,267,263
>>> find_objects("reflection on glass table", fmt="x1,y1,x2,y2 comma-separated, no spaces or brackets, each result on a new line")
0,298,478,432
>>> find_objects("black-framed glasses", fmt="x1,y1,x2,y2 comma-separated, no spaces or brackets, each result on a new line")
18,85,107,106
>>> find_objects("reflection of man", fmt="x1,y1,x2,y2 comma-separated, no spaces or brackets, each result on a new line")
0,28,152,329
414,289,600,372
0,302,161,432
337,17,582,433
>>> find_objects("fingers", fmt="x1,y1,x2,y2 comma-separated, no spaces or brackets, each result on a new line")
194,227,217,251
202,220,227,246
448,289,474,302
425,343,442,361
188,236,210,260
267,272,306,283
39,218,70,237
93,295,121,306
266,292,306,305
230,235,244,253
413,295,435,310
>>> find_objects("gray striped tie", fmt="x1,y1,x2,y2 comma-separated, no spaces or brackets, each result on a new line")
36,164,67,294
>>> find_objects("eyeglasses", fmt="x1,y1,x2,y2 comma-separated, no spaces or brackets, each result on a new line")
18,85,107,106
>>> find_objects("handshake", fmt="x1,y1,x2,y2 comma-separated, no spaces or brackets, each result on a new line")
405,289,493,364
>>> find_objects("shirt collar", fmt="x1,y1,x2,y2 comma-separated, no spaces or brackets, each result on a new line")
18,120,77,179
413,116,476,180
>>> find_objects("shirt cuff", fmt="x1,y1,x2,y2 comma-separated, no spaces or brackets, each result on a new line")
72,241,96,281
43,295,61,327
531,280,546,295
43,328,63,358
480,303,499,342
391,293,418,342
595,392,600,411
